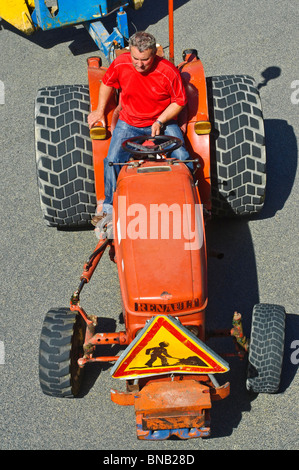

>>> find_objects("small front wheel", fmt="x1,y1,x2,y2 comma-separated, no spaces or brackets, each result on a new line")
39,308,86,397
246,303,285,394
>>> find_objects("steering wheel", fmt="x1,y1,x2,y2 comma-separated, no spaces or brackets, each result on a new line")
121,135,183,158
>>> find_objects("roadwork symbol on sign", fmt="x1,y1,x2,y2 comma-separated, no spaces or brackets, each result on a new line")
111,315,229,379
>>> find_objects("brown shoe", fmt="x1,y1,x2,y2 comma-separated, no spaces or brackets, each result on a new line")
91,212,107,227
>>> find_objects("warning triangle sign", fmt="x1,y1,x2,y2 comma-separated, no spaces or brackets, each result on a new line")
111,315,229,380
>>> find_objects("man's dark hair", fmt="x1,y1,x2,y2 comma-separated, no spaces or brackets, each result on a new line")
129,31,157,54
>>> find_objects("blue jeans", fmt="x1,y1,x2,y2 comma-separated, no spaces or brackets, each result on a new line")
102,120,191,214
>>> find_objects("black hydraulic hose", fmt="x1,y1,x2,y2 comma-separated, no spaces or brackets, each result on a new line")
86,238,110,269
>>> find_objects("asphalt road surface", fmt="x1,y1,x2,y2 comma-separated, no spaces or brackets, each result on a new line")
0,0,298,452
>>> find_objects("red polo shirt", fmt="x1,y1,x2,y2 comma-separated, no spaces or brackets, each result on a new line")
102,52,187,127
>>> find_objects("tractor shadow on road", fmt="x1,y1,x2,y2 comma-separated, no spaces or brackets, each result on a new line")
260,119,297,219
257,66,282,91
205,215,298,437
205,218,257,437
205,114,298,436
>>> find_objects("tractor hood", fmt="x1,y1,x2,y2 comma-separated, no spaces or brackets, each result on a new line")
113,160,208,327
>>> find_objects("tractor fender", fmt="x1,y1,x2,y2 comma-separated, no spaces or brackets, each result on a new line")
178,58,211,210
87,57,118,207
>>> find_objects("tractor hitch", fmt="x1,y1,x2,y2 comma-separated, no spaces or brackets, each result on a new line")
207,311,249,359
231,312,249,352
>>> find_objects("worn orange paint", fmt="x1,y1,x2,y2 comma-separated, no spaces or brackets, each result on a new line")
135,380,211,432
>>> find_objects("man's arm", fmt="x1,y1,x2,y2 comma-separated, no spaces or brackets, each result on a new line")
88,82,114,129
151,102,185,136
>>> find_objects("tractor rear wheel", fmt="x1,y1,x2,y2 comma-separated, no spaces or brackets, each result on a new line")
35,85,97,228
246,303,285,394
39,308,86,397
207,75,266,217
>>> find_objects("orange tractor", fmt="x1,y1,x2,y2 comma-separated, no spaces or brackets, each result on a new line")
36,1,286,440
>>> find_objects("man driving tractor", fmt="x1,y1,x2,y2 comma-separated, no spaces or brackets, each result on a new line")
87,31,190,227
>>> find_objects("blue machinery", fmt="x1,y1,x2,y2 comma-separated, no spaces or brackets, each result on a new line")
33,0,133,62
1,0,144,63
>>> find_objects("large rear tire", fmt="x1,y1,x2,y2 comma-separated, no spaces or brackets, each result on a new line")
208,75,266,217
246,303,285,394
35,85,97,228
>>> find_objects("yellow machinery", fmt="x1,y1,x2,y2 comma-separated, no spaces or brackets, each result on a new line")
0,0,36,35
